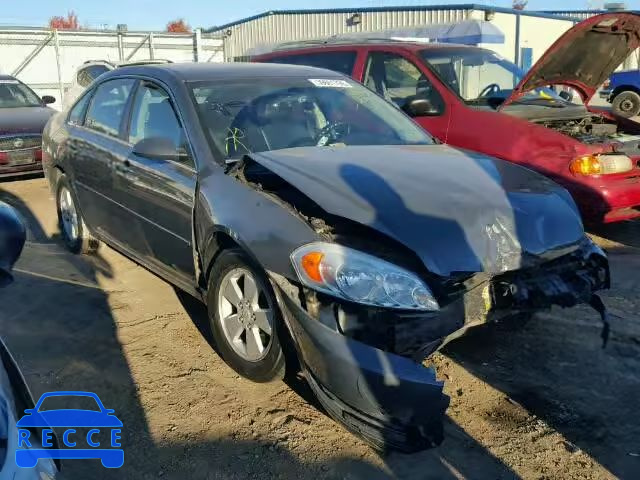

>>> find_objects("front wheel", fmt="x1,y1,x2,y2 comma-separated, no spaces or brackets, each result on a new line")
207,249,286,382
611,90,640,118
55,174,99,254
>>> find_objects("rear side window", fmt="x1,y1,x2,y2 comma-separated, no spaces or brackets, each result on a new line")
264,51,357,76
77,65,110,88
85,78,135,138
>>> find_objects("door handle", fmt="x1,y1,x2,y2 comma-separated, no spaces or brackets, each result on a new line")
114,159,131,173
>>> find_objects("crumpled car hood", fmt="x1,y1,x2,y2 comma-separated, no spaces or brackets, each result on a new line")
249,145,585,277
502,12,640,106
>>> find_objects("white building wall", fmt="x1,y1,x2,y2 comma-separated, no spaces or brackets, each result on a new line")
518,15,575,65
219,8,472,60
0,28,224,109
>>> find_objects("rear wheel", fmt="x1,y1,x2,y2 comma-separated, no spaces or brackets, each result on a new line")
207,248,286,382
55,174,99,254
611,90,640,118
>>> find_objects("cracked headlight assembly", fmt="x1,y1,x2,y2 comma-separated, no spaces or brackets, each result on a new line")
291,242,439,311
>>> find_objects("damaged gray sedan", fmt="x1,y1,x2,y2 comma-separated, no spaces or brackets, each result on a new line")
42,63,610,452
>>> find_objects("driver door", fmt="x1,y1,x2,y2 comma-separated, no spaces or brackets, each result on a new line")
361,50,450,142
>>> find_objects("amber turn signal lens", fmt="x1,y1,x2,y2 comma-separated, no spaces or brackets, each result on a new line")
570,155,601,176
301,252,324,283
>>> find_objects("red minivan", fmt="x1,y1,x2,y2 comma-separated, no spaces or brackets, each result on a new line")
255,13,640,224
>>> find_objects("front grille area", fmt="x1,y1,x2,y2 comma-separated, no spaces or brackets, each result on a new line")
0,135,42,152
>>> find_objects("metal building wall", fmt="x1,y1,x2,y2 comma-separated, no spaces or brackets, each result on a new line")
218,8,472,61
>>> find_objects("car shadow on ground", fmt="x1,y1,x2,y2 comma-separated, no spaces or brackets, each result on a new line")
589,220,640,250
0,183,154,479
174,289,520,479
441,276,640,480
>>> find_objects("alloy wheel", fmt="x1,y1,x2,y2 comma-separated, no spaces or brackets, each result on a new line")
59,186,79,243
217,267,274,362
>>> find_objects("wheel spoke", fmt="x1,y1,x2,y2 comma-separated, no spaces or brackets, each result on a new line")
243,274,259,305
223,314,243,340
223,277,243,307
245,327,264,359
253,309,272,335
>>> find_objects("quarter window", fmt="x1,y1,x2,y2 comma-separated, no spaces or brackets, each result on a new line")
68,90,92,125
77,65,110,88
265,51,357,76
84,78,134,138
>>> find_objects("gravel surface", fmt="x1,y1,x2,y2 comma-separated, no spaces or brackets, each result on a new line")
1,177,638,480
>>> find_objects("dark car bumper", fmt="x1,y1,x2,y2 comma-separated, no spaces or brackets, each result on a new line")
270,278,449,452
267,242,608,451
0,160,43,179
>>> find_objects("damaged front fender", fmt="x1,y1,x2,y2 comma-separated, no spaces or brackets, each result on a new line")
194,166,321,284
269,271,449,452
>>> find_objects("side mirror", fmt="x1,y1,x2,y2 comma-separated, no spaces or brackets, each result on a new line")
41,95,56,105
559,90,574,102
23,409,35,415
132,137,181,161
403,98,441,117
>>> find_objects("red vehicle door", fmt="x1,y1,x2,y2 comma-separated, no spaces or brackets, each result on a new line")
355,47,451,142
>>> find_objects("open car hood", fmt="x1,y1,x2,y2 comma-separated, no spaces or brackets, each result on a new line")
249,145,585,277
502,12,640,107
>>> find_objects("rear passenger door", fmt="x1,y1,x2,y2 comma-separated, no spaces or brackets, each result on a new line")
68,78,136,240
113,80,196,283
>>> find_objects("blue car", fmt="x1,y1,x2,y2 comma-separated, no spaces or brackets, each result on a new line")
601,70,640,118
15,391,123,468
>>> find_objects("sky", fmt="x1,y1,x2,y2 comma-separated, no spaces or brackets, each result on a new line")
1,0,639,31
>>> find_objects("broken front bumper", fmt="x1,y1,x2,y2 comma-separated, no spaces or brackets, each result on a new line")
268,240,609,452
271,275,449,452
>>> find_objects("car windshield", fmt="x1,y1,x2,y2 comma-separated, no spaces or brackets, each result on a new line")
190,76,433,160
0,79,42,108
420,48,568,108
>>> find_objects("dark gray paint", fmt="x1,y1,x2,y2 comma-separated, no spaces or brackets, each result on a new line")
249,144,585,276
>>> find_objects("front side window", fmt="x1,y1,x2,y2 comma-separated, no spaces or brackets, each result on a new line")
85,78,135,138
0,78,41,108
363,52,444,113
420,47,567,108
191,76,432,161
128,82,191,165
265,51,357,76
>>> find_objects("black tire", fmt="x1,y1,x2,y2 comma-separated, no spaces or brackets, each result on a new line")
611,90,640,118
55,174,99,255
206,248,286,382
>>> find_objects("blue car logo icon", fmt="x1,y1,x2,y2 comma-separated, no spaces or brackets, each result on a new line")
15,391,124,468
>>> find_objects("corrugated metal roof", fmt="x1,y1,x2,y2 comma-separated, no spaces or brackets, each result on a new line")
207,4,581,33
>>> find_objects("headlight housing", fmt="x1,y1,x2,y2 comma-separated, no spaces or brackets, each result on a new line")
290,242,439,311
570,154,633,176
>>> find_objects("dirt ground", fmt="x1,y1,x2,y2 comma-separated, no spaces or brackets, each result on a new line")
1,177,639,480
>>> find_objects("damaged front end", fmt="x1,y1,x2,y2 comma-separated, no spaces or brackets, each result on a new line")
222,146,610,451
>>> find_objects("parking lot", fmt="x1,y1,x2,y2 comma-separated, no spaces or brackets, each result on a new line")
0,176,638,479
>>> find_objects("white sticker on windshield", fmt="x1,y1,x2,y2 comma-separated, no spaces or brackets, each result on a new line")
308,79,352,88
0,79,19,84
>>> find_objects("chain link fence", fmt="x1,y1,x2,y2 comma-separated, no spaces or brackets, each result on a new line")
0,27,225,109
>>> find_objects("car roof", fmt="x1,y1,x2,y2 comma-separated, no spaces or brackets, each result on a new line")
0,74,17,81
254,41,480,57
101,62,345,84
